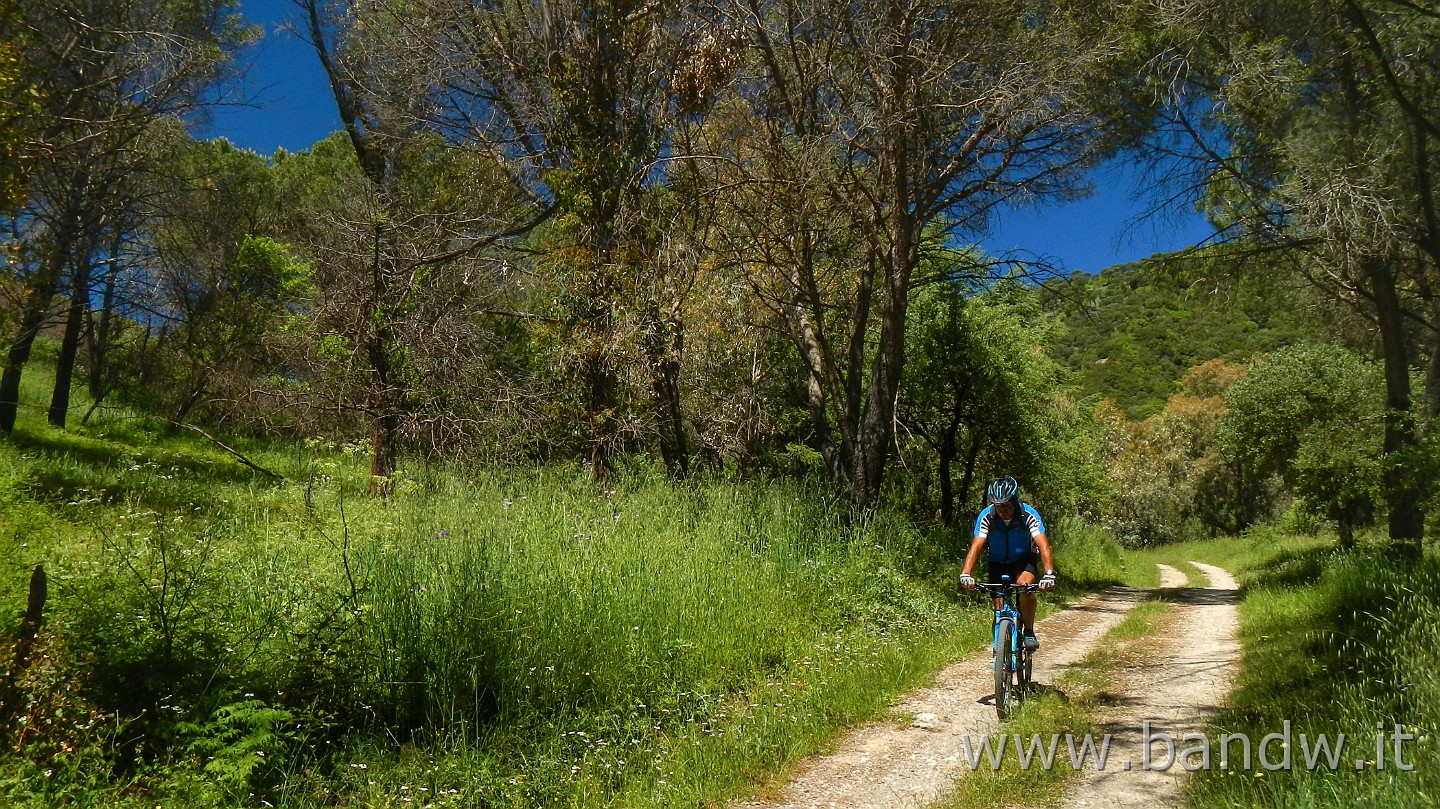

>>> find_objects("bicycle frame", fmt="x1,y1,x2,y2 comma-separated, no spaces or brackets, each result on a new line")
974,576,1042,720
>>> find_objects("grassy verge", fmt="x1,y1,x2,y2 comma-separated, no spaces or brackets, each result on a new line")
1175,531,1440,808
0,359,1131,809
1,446,954,808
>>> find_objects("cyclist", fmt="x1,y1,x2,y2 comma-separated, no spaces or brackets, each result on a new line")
958,476,1056,650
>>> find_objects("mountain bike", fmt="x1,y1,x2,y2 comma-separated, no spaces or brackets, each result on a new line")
974,577,1042,720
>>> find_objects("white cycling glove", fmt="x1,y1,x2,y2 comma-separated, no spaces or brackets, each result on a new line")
958,572,976,590
1038,570,1057,591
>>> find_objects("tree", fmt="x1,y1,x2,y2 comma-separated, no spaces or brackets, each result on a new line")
0,0,252,432
900,262,1062,525
0,4,38,209
1093,359,1255,545
1127,0,1440,556
1220,343,1385,547
126,134,310,425
298,0,543,494
719,0,1111,508
372,0,727,478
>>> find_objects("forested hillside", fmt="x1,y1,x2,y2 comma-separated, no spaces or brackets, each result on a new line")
1039,252,1346,418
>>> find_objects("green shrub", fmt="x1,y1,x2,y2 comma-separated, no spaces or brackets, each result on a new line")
1049,517,1126,589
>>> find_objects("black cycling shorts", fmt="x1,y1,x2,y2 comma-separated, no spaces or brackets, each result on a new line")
987,558,1038,584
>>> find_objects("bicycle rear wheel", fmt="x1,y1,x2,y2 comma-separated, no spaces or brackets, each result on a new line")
994,617,1014,720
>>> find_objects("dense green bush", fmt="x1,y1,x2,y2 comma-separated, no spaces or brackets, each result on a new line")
1219,343,1385,545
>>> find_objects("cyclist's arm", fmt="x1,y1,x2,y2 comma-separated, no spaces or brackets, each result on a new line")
960,534,987,577
1033,531,1055,578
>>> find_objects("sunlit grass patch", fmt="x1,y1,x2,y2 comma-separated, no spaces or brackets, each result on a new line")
1124,530,1331,590
1,431,989,807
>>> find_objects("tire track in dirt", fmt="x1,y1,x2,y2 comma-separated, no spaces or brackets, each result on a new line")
732,584,1149,809
1061,561,1241,809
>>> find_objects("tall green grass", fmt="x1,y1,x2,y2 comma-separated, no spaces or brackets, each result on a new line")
1,424,973,807
1049,517,1128,589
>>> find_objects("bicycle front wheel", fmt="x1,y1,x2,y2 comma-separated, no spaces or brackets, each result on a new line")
994,617,1014,720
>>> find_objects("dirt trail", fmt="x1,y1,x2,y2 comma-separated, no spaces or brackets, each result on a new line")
1155,563,1188,589
733,586,1146,809
1061,561,1241,809
733,562,1240,809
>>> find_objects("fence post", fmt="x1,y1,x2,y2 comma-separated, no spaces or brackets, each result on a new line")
0,564,46,735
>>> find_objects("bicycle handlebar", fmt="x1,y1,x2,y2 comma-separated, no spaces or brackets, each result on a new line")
972,581,1044,596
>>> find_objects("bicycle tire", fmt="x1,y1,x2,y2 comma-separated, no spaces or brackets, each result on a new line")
995,617,1014,720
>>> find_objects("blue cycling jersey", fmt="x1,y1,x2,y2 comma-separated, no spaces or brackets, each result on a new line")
974,503,1046,565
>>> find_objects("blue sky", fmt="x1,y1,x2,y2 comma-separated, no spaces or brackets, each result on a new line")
982,161,1216,275
200,0,1215,276
204,0,339,153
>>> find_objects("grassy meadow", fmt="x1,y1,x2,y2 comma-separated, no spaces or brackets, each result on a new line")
0,359,1127,807
8,353,1440,809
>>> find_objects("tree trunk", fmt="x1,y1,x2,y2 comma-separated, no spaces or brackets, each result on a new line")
736,345,762,476
852,323,903,509
652,367,687,478
0,566,47,736
784,275,844,482
1,236,72,433
645,298,688,479
850,173,917,510
87,235,123,403
369,405,400,497
959,428,983,522
938,422,956,526
582,339,619,479
81,389,110,425
48,264,90,428
937,396,968,527
845,252,875,465
1369,259,1424,560
0,300,56,434
1337,512,1356,550
172,384,207,425
367,324,400,497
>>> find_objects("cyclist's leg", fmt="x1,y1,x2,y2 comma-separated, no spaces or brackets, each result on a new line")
1016,561,1040,644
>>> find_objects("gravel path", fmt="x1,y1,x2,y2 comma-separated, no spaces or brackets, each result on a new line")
733,586,1146,809
733,562,1242,809
1060,561,1241,809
